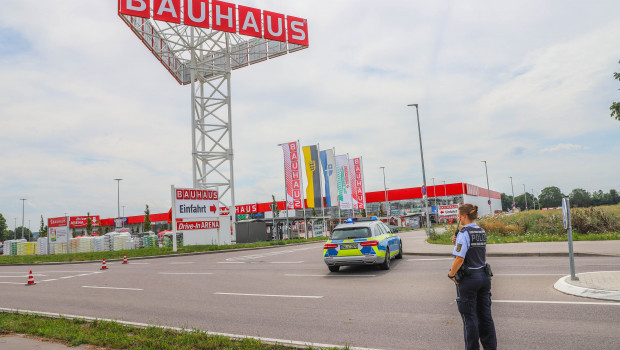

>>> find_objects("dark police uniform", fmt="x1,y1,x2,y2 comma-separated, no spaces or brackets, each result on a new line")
452,223,497,350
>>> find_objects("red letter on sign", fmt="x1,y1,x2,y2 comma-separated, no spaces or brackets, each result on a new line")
286,15,309,46
212,0,236,33
238,5,261,38
153,0,181,24
263,11,285,42
120,0,150,18
184,0,209,28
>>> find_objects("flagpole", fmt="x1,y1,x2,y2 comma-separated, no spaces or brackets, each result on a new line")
278,143,289,240
299,140,307,239
347,153,355,218
360,156,367,215
318,143,325,237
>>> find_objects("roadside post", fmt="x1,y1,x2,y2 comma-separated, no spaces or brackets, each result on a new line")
562,197,579,281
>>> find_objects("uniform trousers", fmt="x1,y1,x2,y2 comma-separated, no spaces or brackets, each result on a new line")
456,270,497,350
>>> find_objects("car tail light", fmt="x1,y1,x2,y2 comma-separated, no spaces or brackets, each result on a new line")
360,241,379,247
324,243,338,249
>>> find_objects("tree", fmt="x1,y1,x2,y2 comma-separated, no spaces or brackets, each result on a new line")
514,193,535,211
86,212,93,234
500,193,514,211
609,189,620,205
569,188,591,207
611,60,620,121
271,195,280,218
143,204,152,232
538,186,564,208
0,213,7,241
15,226,34,241
38,215,47,238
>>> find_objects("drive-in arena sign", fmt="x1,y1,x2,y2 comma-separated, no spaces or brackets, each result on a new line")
118,0,308,244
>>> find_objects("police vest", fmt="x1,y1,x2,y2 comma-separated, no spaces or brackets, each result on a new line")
462,225,487,269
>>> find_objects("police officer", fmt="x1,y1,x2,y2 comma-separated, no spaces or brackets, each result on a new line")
448,204,497,350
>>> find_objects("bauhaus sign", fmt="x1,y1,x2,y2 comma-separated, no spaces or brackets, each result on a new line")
119,0,309,46
174,188,220,218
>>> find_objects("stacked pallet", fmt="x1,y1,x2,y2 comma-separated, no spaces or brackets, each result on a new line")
92,236,105,252
162,233,183,248
55,242,67,254
37,238,48,255
113,235,131,251
78,237,93,253
141,235,159,248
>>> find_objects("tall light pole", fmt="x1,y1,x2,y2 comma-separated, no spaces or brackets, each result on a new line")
443,180,447,205
20,198,26,240
380,167,388,219
114,179,123,227
122,205,126,217
509,176,515,211
14,217,17,240
408,103,431,238
481,161,492,216
523,184,528,210
532,188,536,210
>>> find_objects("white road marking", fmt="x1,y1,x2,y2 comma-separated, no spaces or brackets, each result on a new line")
285,274,377,277
169,262,195,264
0,274,46,278
407,258,454,261
217,261,245,264
82,286,144,291
158,272,214,275
215,292,323,299
0,307,382,350
40,279,58,282
494,300,620,306
225,247,313,262
0,281,25,285
270,261,304,264
126,262,151,264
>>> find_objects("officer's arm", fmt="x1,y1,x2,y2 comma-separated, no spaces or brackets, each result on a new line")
449,256,464,277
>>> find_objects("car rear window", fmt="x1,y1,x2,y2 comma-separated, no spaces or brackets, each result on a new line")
331,227,371,240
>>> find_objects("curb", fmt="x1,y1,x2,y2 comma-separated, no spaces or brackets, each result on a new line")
554,274,620,302
0,241,324,267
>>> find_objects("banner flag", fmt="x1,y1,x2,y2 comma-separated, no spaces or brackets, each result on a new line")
335,154,353,210
303,145,322,208
350,157,367,209
282,141,303,209
320,149,338,207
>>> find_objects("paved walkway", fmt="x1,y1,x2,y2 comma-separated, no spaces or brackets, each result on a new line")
400,228,620,302
0,334,94,350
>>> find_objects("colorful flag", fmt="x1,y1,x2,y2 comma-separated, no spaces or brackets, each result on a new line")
349,157,366,209
320,149,338,207
303,145,322,208
281,141,303,209
335,154,352,210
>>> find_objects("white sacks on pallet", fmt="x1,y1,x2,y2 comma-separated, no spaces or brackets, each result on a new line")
37,238,48,255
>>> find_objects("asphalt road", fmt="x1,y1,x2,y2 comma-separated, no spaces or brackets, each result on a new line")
1,244,619,350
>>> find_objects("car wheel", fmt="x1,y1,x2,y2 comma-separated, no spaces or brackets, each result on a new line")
395,241,403,259
380,247,391,270
328,265,340,272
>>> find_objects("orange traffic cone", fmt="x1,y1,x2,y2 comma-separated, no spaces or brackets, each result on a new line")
122,254,128,264
101,258,108,270
26,270,36,286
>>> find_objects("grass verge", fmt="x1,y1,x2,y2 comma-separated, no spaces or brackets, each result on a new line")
0,237,327,265
0,311,340,350
428,205,620,245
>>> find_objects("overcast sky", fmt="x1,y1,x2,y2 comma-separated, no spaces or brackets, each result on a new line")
1,0,619,228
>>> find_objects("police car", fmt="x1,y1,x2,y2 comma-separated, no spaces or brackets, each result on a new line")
323,216,402,272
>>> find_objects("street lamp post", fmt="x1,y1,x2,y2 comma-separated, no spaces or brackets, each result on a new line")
481,161,492,216
523,184,528,210
432,177,437,208
20,198,26,240
532,188,536,210
509,176,516,211
14,218,17,240
114,179,123,228
380,167,388,219
408,103,431,238
443,181,447,205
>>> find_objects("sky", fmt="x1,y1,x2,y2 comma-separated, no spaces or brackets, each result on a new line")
1,0,619,229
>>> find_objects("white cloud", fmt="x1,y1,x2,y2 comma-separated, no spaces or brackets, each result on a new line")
539,144,585,153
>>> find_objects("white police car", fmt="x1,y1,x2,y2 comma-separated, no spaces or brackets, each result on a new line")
323,216,402,272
